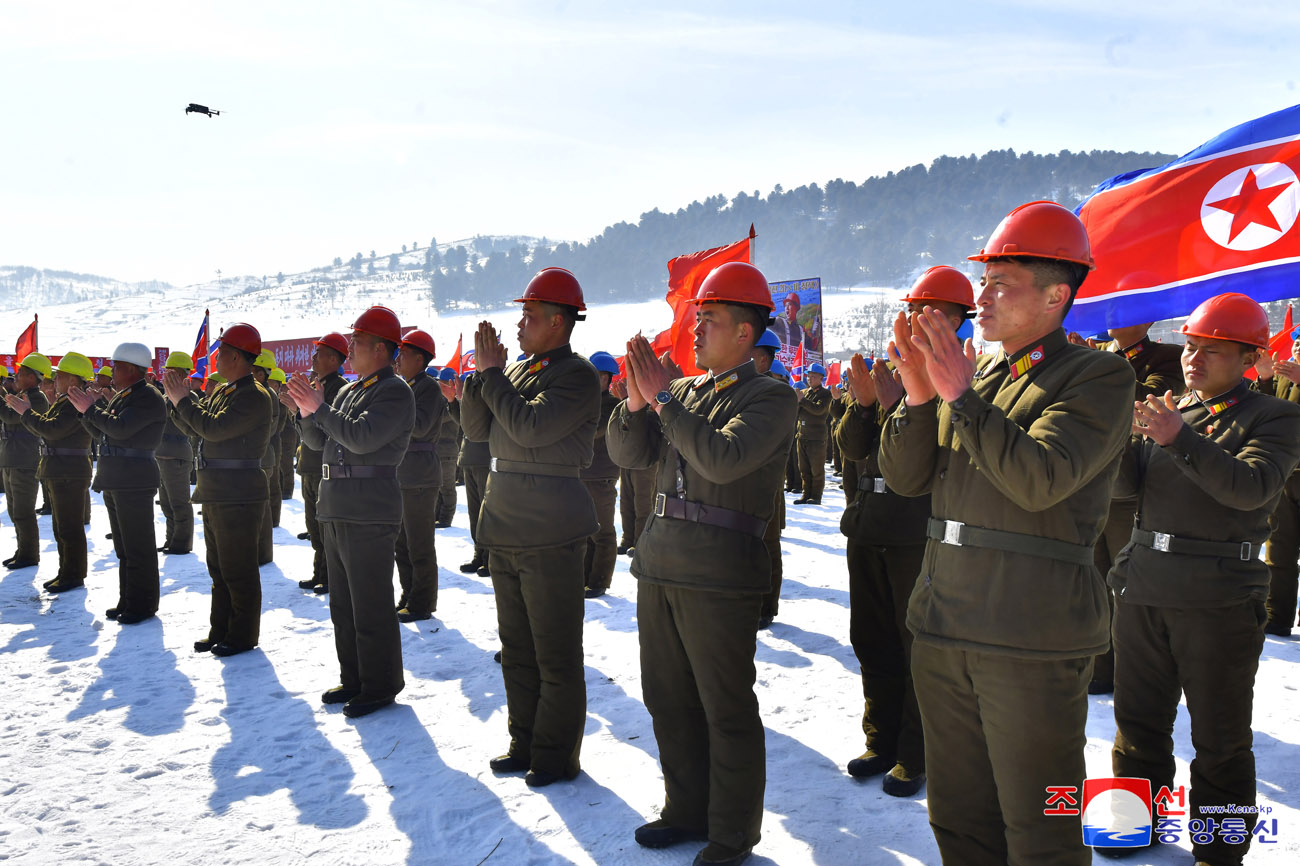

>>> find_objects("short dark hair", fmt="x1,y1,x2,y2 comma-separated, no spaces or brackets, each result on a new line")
726,303,772,346
997,256,1089,317
409,347,433,367
539,301,582,329
228,346,257,365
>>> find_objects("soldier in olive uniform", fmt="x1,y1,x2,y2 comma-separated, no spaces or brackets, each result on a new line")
155,352,196,555
432,398,460,528
294,333,348,593
460,268,600,787
611,262,796,866
752,329,788,628
582,351,622,598
879,202,1134,865
1254,338,1300,636
252,349,283,565
71,343,168,624
7,352,94,593
289,306,414,718
616,447,656,555
0,353,51,568
394,329,447,621
277,373,297,500
446,369,492,576
165,325,273,654
1108,294,1300,866
793,364,831,504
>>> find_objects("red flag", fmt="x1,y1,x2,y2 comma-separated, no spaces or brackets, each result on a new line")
14,315,36,358
447,334,463,374
827,360,842,388
790,341,805,383
663,226,755,376
1269,305,1295,359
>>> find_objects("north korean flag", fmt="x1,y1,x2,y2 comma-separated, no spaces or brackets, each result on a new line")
1066,103,1300,334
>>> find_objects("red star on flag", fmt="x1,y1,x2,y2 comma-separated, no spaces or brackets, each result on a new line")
1206,167,1291,242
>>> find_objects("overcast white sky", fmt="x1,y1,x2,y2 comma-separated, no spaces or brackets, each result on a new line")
2,0,1296,286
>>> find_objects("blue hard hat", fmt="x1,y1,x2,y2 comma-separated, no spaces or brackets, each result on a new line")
770,359,787,377
808,363,827,376
794,380,808,390
756,329,781,350
588,351,620,375
437,367,456,382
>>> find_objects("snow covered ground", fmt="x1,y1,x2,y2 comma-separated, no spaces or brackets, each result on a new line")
2,475,1299,865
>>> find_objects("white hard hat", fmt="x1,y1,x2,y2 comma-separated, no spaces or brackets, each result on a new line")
111,342,153,369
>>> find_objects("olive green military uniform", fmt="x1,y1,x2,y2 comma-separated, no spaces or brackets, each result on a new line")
795,383,831,501
1109,379,1300,866
433,412,459,524
258,396,286,564
0,385,49,564
879,328,1134,866
83,381,168,618
836,393,930,781
1256,373,1300,634
295,371,346,589
22,395,91,588
395,370,447,616
1091,336,1184,687
837,391,862,495
618,464,656,550
451,399,491,569
829,390,847,474
300,367,414,701
607,360,797,853
154,381,195,554
173,374,273,647
278,417,297,499
460,345,600,779
581,390,621,593
758,490,784,621
784,431,801,493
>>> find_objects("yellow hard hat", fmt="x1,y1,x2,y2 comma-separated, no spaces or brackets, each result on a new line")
165,351,194,371
0,365,8,377
254,348,276,370
96,366,113,377
19,352,52,379
207,373,226,385
53,352,94,381
269,367,287,384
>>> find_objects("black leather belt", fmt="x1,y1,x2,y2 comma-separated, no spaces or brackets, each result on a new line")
1,428,35,440
654,493,766,538
1131,527,1258,562
490,457,580,478
100,445,155,459
322,463,397,480
197,457,262,470
859,475,888,493
40,446,90,457
162,433,189,443
927,517,1094,566
405,441,437,452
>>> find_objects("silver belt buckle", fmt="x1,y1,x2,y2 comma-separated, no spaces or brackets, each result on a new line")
321,464,331,480
654,492,667,517
489,457,499,472
1152,532,1172,553
1239,541,1253,561
942,519,963,546
873,477,887,494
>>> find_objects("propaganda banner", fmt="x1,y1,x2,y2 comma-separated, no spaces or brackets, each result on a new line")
769,276,822,368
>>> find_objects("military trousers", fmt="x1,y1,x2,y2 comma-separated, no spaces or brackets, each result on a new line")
299,472,326,586
785,439,800,491
156,457,194,553
278,435,296,499
2,466,39,562
911,641,1092,866
1112,600,1265,866
639,581,765,851
257,469,277,565
617,465,655,548
396,486,439,614
434,454,457,523
847,540,926,773
1264,471,1300,631
104,489,159,618
48,478,89,585
797,437,827,500
490,541,586,778
322,520,405,698
203,501,264,647
1091,498,1137,684
583,478,617,592
463,463,489,563
760,491,784,619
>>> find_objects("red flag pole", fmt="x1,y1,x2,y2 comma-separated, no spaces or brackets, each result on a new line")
32,313,37,352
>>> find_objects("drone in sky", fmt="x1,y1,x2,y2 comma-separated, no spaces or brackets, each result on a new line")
185,103,221,118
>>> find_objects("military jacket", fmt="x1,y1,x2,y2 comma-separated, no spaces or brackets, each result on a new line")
434,410,460,459
172,373,273,503
796,384,831,441
607,360,797,594
83,380,167,491
21,395,91,481
0,386,48,470
1112,336,1184,402
295,371,346,476
152,382,193,460
1109,379,1300,607
836,396,929,546
397,370,448,489
581,390,621,481
879,328,1135,659
300,366,414,524
450,400,491,468
460,344,600,550
262,394,285,470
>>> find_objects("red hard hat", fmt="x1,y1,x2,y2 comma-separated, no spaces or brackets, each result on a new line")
315,332,349,357
400,328,436,357
689,262,776,310
221,323,262,356
969,201,1096,270
514,267,586,311
350,306,402,343
901,265,974,310
1179,293,1270,349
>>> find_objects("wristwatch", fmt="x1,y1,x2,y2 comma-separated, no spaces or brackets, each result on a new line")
655,390,673,406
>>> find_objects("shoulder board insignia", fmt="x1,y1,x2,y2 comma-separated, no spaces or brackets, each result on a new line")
714,372,739,393
1009,345,1045,380
528,358,550,374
